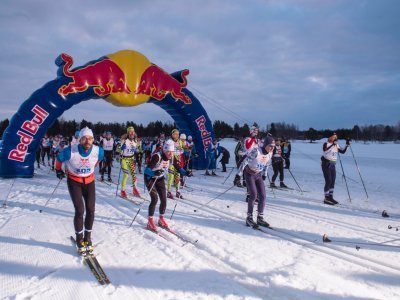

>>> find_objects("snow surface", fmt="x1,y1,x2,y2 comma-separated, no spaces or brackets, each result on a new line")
1,138,399,300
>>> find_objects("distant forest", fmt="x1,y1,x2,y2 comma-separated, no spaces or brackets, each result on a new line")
1,118,399,142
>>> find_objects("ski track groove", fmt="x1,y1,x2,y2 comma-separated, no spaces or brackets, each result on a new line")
175,191,400,276
266,201,397,241
95,183,279,299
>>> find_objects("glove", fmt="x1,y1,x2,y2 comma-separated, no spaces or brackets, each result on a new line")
233,174,241,186
56,170,65,179
346,138,351,146
262,175,266,181
154,170,164,177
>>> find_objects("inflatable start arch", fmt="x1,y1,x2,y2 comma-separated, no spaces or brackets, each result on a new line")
0,50,214,178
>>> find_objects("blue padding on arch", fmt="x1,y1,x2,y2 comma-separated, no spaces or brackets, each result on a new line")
148,88,214,170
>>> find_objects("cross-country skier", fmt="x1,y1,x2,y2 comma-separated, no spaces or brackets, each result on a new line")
70,130,80,146
217,145,230,172
240,136,275,228
167,129,186,199
144,140,183,232
321,132,350,205
99,131,114,182
55,127,104,253
281,137,291,169
40,134,51,166
234,125,260,187
119,126,141,198
205,139,221,176
270,138,288,188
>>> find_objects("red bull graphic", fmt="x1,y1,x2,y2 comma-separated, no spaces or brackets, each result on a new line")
195,115,212,152
135,64,191,104
8,105,49,163
0,49,214,178
58,53,131,97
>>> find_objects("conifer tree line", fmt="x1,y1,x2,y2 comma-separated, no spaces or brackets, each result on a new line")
0,118,399,141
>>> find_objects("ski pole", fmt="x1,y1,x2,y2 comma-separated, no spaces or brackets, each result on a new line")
2,178,16,208
287,168,304,195
338,153,351,203
194,184,235,212
349,145,369,200
129,175,159,227
266,164,276,198
114,165,123,198
171,174,190,220
39,178,63,213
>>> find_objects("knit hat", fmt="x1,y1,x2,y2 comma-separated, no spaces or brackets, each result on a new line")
79,127,94,139
263,136,275,147
127,126,135,133
163,140,175,152
180,133,186,140
74,130,80,137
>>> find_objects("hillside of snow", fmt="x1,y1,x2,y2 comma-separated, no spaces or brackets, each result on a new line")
1,139,399,299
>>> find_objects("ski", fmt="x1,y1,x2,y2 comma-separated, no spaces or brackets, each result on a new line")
89,255,111,284
70,236,110,285
118,195,141,205
145,227,169,240
159,226,198,245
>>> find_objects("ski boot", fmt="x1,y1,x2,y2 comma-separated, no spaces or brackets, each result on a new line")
107,177,112,182
120,190,128,199
176,191,183,199
205,170,211,176
257,215,270,228
76,233,86,255
100,176,104,182
382,210,389,218
147,216,157,232
167,191,174,199
158,215,169,229
133,187,141,197
84,230,93,253
270,182,277,188
280,182,288,188
323,195,337,205
246,215,258,228
211,171,217,176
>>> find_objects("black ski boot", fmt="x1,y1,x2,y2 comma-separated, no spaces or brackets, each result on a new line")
323,195,337,205
280,182,288,188
246,215,258,228
257,215,270,228
270,182,277,188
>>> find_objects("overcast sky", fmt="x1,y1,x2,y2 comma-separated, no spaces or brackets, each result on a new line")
0,0,399,130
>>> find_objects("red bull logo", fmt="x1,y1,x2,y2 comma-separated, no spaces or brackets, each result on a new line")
135,64,191,104
195,115,212,151
8,105,49,162
58,53,131,97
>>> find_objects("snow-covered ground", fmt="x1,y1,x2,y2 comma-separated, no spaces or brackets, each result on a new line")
1,138,399,300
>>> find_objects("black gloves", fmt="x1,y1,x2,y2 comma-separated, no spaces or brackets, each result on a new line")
154,170,164,177
56,170,65,180
233,174,241,186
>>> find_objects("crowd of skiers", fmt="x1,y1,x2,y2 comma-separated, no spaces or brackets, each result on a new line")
44,123,349,252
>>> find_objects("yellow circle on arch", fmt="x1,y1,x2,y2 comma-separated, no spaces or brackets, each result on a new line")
105,50,151,107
